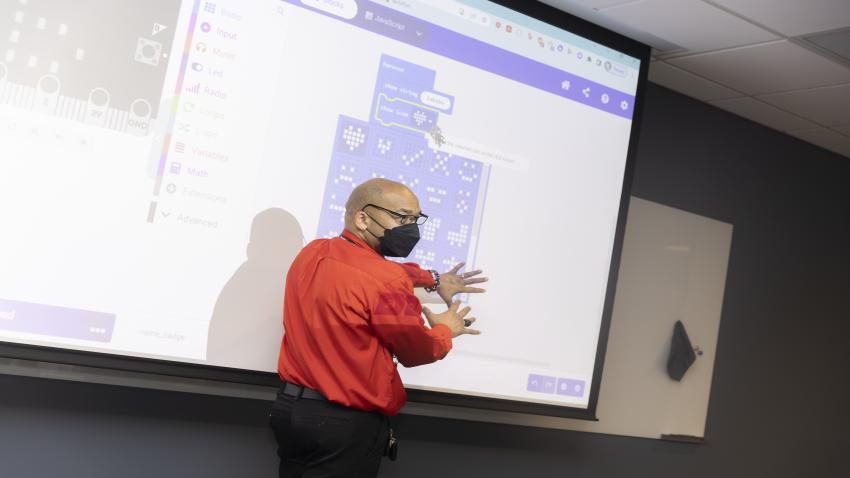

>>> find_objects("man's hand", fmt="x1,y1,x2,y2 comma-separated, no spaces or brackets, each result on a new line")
436,262,487,306
422,301,479,338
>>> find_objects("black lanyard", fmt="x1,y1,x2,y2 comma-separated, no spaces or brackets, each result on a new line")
338,234,359,247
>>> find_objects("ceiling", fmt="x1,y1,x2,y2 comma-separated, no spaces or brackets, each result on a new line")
540,0,850,159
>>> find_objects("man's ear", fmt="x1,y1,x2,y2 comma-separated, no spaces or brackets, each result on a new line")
353,211,369,231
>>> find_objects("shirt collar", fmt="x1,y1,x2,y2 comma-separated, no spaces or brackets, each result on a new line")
340,229,382,257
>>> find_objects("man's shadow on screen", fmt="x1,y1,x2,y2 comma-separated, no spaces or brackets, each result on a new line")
206,208,305,371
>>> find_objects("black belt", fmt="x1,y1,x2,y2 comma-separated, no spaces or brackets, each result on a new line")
281,381,327,401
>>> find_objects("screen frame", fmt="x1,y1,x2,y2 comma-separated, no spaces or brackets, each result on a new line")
0,0,650,420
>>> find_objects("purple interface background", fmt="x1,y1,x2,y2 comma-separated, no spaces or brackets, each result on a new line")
0,298,115,343
316,55,487,271
527,373,586,397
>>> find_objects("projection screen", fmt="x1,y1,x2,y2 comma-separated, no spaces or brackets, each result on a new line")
0,0,649,418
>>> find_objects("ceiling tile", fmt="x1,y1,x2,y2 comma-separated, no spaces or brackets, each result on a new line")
787,128,850,159
668,40,850,95
805,28,850,62
709,0,850,37
710,97,819,132
758,84,850,127
595,0,778,53
648,61,742,101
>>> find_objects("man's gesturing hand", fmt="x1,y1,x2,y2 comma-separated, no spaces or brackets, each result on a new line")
422,301,480,338
436,262,488,306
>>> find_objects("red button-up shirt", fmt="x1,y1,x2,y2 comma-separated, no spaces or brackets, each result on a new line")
278,229,453,415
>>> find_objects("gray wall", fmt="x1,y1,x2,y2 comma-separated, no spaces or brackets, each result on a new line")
2,83,849,477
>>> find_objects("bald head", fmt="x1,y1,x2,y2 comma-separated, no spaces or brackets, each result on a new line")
344,178,422,248
345,178,417,219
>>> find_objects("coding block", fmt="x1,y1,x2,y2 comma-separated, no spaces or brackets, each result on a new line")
316,55,487,271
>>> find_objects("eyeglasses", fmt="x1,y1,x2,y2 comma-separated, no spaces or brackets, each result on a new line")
364,204,429,226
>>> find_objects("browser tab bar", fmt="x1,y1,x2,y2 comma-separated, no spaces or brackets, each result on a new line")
366,0,639,95
362,7,431,43
301,0,358,19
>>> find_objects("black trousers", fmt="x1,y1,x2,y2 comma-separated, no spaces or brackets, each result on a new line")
269,385,390,478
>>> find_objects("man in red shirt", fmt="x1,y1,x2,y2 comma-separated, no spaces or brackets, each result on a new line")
270,178,486,477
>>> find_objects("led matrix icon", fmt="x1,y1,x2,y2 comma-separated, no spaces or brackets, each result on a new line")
376,137,391,155
341,125,366,152
413,109,428,126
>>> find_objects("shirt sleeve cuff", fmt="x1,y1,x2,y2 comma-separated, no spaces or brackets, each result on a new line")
430,323,453,358
430,323,453,340
402,262,437,288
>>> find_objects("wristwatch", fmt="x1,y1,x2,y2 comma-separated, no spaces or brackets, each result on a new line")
424,269,440,293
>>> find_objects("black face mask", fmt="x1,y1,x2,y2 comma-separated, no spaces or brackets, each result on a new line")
364,213,421,257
